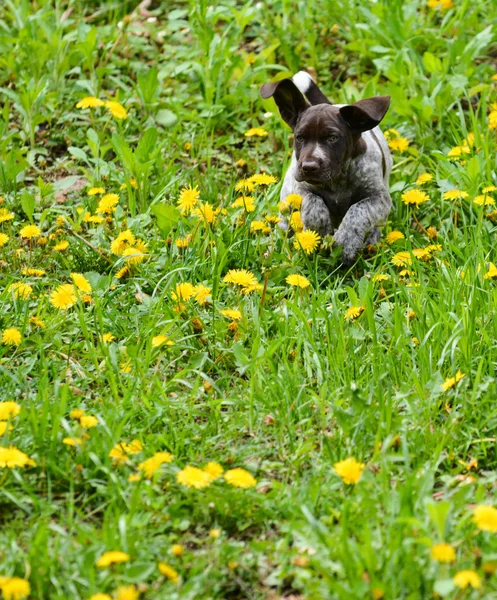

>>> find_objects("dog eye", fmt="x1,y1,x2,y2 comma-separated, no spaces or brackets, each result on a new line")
295,135,305,144
327,135,338,143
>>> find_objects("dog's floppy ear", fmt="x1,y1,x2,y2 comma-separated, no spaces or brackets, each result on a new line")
260,79,309,129
339,96,390,134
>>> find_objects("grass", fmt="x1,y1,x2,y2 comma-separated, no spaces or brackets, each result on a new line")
0,0,497,598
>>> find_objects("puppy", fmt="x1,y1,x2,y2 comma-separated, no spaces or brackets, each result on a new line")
260,71,392,265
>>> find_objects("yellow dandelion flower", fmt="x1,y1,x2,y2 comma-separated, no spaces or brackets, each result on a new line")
248,173,277,185
453,570,481,590
193,201,216,224
448,144,470,158
152,335,174,348
9,282,32,300
88,187,106,196
138,451,173,478
289,211,304,232
83,212,105,224
483,185,497,194
70,408,85,420
96,550,130,568
412,248,431,261
250,220,269,233
223,269,258,289
344,305,365,321
441,370,465,391
265,214,282,224
383,128,399,139
71,273,92,293
89,594,112,600
171,544,184,557
0,208,15,223
22,268,45,276
115,266,129,279
50,284,77,310
235,179,256,192
110,230,135,255
416,173,433,185
430,543,455,563
244,127,268,138
177,185,200,214
0,577,31,600
443,189,469,200
102,333,115,343
474,194,495,206
97,193,119,214
231,195,256,212
176,465,213,489
0,446,36,468
158,562,179,584
105,100,127,119
116,585,139,600
204,462,224,479
286,274,310,288
19,225,41,239
209,528,221,538
171,282,196,302
122,246,146,265
224,467,257,488
333,456,365,484
285,193,303,209
175,235,191,249
294,230,321,254
372,274,390,283
428,0,453,9
76,96,104,109
473,505,497,533
0,402,21,420
62,437,82,447
0,233,9,247
29,316,45,328
80,415,99,428
2,328,22,346
388,137,409,152
193,284,211,305
53,240,69,251
402,189,430,206
385,231,405,244
219,309,242,321
484,263,497,279
490,110,497,130
391,252,412,267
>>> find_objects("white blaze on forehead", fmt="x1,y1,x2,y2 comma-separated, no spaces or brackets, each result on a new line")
311,144,328,161
292,71,313,94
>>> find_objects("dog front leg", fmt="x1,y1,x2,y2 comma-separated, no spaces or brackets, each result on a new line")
333,192,391,265
300,193,333,239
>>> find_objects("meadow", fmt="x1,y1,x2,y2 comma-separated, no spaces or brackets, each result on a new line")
1,0,497,598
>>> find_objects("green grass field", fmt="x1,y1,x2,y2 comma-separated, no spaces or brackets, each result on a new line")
1,0,497,598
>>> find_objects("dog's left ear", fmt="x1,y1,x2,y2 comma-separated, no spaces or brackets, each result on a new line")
260,79,309,129
339,96,390,134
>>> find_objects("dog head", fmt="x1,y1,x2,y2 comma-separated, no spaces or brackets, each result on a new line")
260,78,390,184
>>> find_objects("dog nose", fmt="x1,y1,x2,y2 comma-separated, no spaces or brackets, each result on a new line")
302,160,320,174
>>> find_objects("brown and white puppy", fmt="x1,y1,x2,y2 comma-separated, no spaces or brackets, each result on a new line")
260,71,392,265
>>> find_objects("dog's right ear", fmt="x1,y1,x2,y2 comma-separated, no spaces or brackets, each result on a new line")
260,79,309,129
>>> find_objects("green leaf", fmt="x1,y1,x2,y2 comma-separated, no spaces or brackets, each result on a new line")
156,109,178,127
467,155,480,180
423,52,442,74
68,146,88,162
21,190,35,222
150,203,181,236
426,500,450,537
